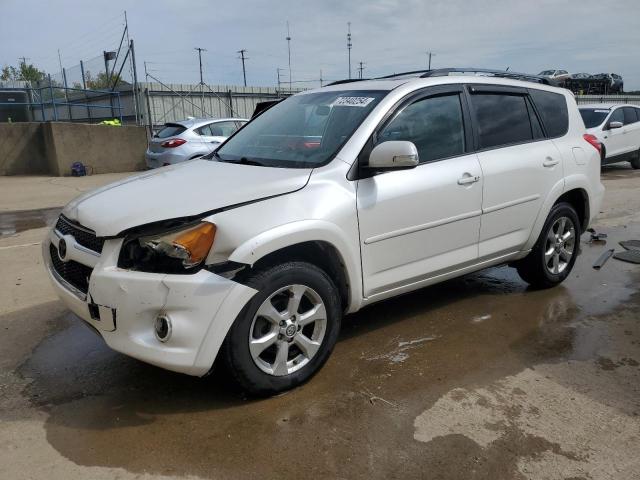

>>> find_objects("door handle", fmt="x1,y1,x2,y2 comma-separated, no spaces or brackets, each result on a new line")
457,174,480,185
543,157,559,167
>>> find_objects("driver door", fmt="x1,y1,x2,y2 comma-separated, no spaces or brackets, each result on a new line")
356,87,483,298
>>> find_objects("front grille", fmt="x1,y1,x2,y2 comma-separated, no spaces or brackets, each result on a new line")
49,243,93,294
55,215,104,253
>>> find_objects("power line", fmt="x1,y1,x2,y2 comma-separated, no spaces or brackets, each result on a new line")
237,49,248,86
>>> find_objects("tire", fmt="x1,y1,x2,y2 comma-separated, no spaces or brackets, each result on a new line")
515,202,580,289
222,261,342,396
630,149,640,169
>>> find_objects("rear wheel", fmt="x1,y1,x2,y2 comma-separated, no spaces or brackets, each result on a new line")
515,203,580,289
630,149,640,169
222,261,341,396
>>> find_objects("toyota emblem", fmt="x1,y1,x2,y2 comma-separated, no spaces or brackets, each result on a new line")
58,238,67,260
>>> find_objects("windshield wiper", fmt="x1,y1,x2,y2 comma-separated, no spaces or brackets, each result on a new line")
217,156,266,167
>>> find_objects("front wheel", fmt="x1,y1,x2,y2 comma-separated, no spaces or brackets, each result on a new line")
515,202,580,289
222,261,342,396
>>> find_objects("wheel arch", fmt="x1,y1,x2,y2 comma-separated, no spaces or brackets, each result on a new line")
227,220,362,313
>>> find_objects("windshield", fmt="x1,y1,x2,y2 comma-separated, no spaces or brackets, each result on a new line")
579,108,610,128
539,70,555,76
213,90,388,168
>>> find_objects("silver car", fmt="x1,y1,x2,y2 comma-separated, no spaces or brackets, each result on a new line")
145,117,247,168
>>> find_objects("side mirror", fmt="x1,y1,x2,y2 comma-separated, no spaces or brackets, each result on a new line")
608,121,623,130
368,141,419,169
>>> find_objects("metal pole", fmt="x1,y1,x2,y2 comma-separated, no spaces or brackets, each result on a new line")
80,60,92,122
104,51,110,83
39,81,45,121
320,69,323,87
130,39,140,125
195,47,206,116
48,74,58,121
116,91,123,123
145,87,153,138
62,67,72,121
286,22,292,92
347,22,352,79
237,49,248,87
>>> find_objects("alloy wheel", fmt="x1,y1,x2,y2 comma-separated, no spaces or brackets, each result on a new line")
544,216,576,275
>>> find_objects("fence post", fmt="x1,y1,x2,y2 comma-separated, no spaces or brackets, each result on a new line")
116,92,123,124
48,74,58,121
130,39,140,125
38,81,45,121
80,60,92,123
62,67,72,121
145,87,153,138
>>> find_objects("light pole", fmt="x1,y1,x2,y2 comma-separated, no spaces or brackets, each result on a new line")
195,47,207,115
347,22,352,79
286,21,292,92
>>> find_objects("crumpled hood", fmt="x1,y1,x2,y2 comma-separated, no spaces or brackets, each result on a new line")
62,160,311,236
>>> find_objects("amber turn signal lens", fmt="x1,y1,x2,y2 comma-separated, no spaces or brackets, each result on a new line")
173,223,216,265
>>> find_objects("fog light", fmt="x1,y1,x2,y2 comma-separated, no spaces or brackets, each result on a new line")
154,314,172,342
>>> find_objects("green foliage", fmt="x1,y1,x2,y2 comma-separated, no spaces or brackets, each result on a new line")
1,62,46,83
84,70,127,90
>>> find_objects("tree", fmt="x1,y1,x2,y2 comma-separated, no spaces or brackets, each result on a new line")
1,62,46,83
83,70,128,90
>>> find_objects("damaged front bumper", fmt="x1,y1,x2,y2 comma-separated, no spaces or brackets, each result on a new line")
43,229,257,376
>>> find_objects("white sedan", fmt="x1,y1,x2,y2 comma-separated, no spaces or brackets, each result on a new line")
579,104,640,168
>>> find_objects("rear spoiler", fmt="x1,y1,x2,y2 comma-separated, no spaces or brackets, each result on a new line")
252,100,282,118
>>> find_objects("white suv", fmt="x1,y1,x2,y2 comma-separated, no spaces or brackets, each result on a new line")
579,104,640,168
44,71,604,395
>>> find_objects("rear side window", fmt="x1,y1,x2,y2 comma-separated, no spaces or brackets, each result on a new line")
155,124,186,138
623,107,638,125
470,93,533,149
378,94,465,163
529,90,569,137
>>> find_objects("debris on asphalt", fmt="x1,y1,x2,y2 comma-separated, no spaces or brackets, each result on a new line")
613,249,640,264
593,248,615,270
586,228,608,243
619,240,640,251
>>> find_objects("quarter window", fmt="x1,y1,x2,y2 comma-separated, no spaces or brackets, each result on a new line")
529,90,569,137
470,93,534,149
377,94,465,163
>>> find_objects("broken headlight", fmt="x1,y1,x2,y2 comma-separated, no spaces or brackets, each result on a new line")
119,222,216,273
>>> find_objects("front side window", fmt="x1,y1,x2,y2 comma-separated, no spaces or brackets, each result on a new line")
530,90,569,137
215,90,387,168
470,93,534,149
623,107,638,125
377,94,465,163
609,108,624,125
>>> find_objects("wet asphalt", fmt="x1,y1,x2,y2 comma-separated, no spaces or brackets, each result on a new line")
1,165,639,479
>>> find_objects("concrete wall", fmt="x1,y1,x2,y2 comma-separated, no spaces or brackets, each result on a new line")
0,123,49,175
43,123,147,175
0,122,147,176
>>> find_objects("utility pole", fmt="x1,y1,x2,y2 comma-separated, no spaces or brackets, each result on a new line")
286,21,292,92
195,47,207,116
357,61,365,79
347,22,352,79
18,56,29,66
237,49,248,87
426,51,436,70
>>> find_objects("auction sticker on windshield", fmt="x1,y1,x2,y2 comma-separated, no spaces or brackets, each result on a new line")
332,96,376,107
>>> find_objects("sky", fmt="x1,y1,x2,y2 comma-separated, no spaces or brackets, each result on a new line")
1,0,639,90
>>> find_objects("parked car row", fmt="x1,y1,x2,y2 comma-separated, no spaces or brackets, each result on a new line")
538,69,624,94
146,117,247,168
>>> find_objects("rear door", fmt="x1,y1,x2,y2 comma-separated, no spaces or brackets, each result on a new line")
356,86,483,297
468,85,565,258
197,121,240,152
623,107,640,152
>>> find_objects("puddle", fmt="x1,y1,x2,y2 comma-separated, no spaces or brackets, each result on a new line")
0,207,61,237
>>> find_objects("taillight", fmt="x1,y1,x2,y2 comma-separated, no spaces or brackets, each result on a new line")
161,138,187,148
583,134,601,154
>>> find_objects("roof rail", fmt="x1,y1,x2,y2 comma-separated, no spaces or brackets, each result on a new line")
324,78,369,87
420,68,551,85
